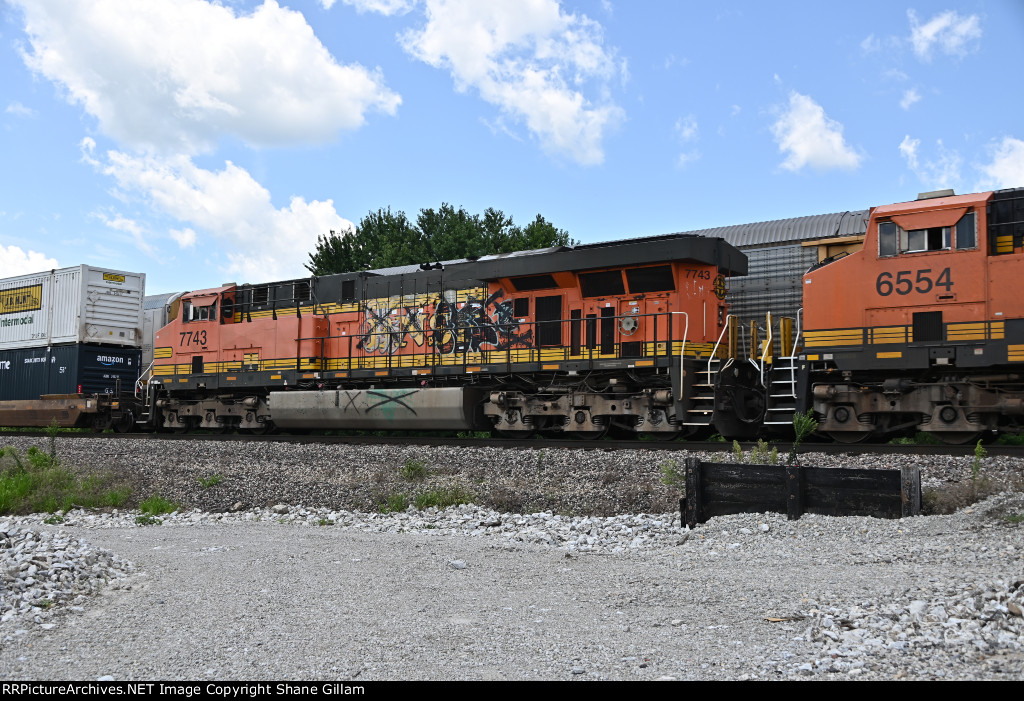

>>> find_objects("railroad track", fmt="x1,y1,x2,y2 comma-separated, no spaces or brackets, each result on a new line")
7,430,1024,458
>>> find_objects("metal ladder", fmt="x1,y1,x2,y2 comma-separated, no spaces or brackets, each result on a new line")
763,310,802,427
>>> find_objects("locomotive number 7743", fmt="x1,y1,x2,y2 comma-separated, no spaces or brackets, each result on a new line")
875,268,953,296
179,330,208,346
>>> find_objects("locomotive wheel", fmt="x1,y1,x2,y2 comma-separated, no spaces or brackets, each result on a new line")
566,429,608,441
113,410,135,434
494,429,535,439
827,430,872,444
243,422,274,436
928,431,982,445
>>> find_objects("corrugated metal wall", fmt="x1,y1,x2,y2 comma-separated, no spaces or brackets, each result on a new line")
726,242,818,341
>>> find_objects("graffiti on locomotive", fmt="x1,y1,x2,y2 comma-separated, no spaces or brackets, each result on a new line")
355,287,533,356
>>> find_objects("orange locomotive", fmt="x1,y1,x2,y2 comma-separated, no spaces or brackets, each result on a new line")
147,234,746,437
798,187,1024,443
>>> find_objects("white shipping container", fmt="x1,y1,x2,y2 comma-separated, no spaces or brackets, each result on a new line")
0,266,145,351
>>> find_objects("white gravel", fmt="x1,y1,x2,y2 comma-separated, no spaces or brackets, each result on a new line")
0,437,1021,680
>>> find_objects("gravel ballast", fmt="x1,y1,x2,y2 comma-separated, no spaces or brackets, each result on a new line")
0,436,1022,681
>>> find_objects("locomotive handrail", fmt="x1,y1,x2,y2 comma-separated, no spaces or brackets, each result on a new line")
786,307,803,399
707,314,737,387
670,312,688,400
759,312,773,387
135,360,155,399
303,308,685,372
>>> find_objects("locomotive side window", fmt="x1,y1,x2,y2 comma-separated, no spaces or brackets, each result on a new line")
341,280,356,301
625,265,675,293
879,222,898,257
513,298,529,317
511,274,558,291
579,270,625,297
955,212,977,250
294,281,311,302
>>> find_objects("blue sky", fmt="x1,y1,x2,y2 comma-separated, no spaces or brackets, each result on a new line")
1,0,1022,294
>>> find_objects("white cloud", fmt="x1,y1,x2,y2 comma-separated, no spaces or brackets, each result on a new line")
675,115,698,143
899,135,962,189
170,228,198,249
900,88,921,111
399,0,624,165
908,9,982,61
13,0,401,154
860,34,881,53
5,102,35,117
93,211,155,255
674,115,699,168
0,245,59,275
336,0,416,14
976,137,1024,190
91,149,354,282
771,92,861,172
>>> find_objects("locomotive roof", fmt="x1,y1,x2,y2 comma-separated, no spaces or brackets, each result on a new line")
447,233,747,279
673,210,871,248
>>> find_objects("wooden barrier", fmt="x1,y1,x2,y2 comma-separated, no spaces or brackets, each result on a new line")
680,457,920,527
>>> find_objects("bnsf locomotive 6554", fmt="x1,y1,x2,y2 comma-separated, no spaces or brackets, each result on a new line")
799,187,1024,444
1,186,1021,444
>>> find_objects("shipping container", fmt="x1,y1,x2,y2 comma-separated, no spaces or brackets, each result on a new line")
0,344,142,401
0,265,145,351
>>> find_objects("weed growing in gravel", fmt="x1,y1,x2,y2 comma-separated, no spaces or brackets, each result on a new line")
198,474,223,489
134,514,162,526
971,440,988,486
731,440,744,463
749,439,779,465
43,513,64,525
378,492,410,513
139,494,178,515
0,445,130,514
889,432,943,446
317,518,335,526
787,410,819,466
413,485,472,510
400,459,429,482
659,459,684,489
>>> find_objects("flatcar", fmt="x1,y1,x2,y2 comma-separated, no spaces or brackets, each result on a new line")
143,234,747,437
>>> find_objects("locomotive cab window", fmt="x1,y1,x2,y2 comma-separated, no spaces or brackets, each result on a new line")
955,212,977,250
906,226,950,252
879,219,967,256
182,300,217,322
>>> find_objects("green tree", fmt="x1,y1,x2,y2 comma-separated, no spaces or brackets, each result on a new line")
305,204,575,275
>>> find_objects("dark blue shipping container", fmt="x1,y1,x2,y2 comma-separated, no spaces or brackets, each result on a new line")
0,344,141,400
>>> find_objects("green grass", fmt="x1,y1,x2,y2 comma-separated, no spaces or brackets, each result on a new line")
1004,513,1024,524
659,459,684,489
378,492,410,513
0,446,130,515
400,459,429,482
198,474,223,489
413,485,472,510
139,494,178,515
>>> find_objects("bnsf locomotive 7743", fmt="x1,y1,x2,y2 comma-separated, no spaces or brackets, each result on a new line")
1,186,1021,444
148,234,746,438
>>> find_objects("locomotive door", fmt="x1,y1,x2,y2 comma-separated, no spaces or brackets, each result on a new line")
618,299,642,357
